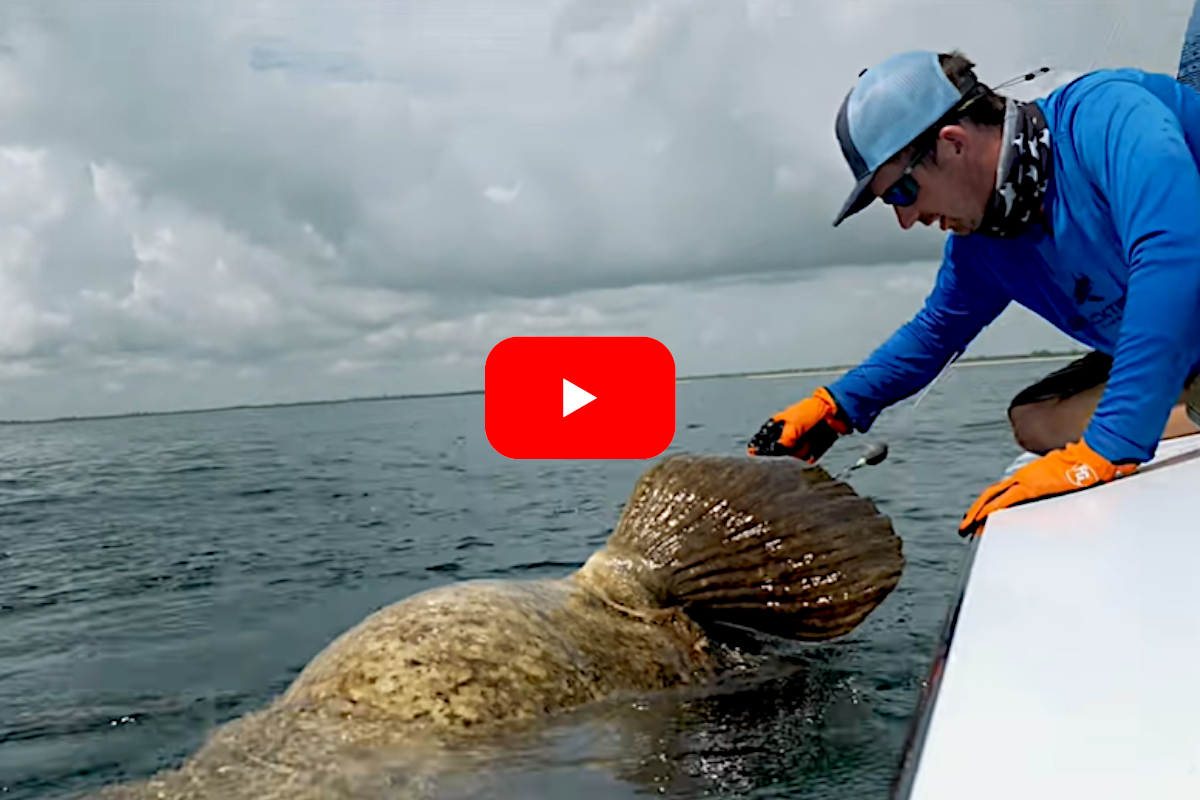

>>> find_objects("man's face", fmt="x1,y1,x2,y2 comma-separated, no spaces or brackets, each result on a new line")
868,127,991,235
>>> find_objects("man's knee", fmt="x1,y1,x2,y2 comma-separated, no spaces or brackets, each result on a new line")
1187,377,1200,429
1008,401,1064,455
1005,352,1110,454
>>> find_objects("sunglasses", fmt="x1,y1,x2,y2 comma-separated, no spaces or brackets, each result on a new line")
880,144,932,207
877,81,990,208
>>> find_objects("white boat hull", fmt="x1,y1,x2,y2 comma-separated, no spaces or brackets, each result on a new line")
894,433,1200,799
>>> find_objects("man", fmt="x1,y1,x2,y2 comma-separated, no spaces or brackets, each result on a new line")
746,50,1200,535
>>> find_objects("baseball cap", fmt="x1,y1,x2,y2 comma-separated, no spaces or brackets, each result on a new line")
832,51,971,227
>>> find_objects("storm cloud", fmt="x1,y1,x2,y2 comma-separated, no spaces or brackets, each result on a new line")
0,0,1191,418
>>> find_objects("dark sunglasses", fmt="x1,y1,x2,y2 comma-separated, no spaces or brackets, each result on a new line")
878,80,991,208
880,145,932,207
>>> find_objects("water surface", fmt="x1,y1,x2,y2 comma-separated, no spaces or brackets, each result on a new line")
0,360,1055,799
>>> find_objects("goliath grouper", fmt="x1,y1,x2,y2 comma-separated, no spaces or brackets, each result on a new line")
96,453,904,799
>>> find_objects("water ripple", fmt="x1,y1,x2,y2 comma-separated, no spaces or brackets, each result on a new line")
0,367,1040,800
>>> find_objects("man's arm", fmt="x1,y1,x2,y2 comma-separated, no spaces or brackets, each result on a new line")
1071,79,1200,464
828,238,1011,433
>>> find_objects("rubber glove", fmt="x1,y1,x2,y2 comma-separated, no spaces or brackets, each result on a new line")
959,438,1138,536
747,387,852,462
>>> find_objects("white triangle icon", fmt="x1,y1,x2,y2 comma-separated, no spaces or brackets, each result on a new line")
563,378,596,417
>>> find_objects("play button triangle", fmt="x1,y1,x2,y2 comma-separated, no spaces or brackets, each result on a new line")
563,378,596,417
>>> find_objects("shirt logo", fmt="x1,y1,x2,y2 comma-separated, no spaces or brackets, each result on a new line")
1073,274,1103,305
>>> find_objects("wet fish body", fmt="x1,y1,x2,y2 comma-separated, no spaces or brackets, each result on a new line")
95,453,904,799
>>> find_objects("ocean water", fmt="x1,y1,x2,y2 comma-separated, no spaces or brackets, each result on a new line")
0,359,1063,800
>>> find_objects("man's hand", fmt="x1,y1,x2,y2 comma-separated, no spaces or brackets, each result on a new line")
747,387,852,462
959,439,1138,536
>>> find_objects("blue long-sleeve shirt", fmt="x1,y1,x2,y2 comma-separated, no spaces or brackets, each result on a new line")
827,68,1200,465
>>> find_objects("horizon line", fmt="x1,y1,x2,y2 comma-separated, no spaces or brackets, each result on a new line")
0,349,1083,427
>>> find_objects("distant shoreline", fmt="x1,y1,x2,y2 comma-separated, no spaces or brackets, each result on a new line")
0,350,1082,426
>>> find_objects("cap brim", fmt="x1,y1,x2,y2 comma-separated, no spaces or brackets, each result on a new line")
833,171,878,227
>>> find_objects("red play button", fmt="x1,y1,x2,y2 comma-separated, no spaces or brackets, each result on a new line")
485,336,675,459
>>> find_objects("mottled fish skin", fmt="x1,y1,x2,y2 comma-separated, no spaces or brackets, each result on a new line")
94,453,903,800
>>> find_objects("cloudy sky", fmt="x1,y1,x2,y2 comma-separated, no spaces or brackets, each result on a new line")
0,0,1192,419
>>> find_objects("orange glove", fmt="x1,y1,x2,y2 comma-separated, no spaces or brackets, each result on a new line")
747,387,852,462
959,439,1138,536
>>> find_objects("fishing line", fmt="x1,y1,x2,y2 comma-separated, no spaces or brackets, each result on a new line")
885,19,1161,795
890,18,1143,789
829,8,1128,481
833,349,962,480
857,31,1123,466
1085,1,1131,74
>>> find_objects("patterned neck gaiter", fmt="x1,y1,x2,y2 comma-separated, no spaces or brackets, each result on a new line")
976,98,1054,238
